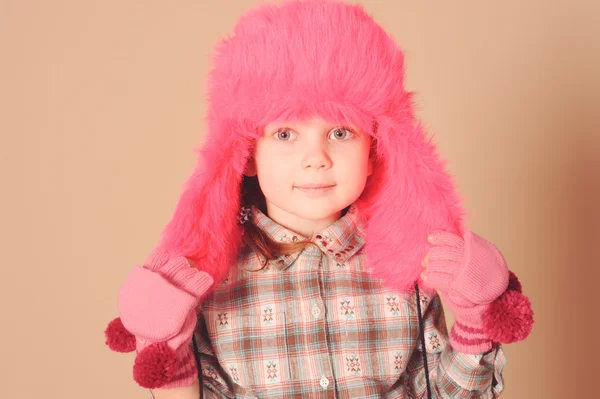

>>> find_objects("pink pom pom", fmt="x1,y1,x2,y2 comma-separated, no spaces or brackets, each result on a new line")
133,342,178,389
105,317,136,353
483,290,534,343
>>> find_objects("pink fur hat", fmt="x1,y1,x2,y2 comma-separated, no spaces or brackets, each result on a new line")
157,0,466,293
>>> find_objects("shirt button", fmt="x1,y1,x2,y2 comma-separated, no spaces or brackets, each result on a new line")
312,306,321,318
319,376,329,388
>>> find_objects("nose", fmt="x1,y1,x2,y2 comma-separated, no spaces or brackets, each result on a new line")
301,143,332,170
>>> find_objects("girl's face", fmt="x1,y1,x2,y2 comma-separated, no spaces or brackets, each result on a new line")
246,116,372,236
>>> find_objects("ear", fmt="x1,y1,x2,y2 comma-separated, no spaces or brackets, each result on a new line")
244,156,257,177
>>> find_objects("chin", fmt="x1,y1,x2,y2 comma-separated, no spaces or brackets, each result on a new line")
289,199,351,221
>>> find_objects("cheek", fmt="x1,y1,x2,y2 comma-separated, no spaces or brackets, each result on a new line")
255,148,293,191
335,145,371,179
255,141,289,165
255,143,280,172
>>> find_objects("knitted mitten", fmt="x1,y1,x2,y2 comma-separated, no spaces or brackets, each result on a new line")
422,231,533,353
105,250,213,388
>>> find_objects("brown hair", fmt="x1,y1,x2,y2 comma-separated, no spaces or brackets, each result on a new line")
240,175,313,270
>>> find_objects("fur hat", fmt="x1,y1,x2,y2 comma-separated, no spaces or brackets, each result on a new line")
158,0,466,293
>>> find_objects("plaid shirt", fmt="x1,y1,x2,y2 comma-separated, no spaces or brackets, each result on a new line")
193,205,506,398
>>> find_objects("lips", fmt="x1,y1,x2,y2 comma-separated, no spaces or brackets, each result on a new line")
294,184,336,196
294,184,336,189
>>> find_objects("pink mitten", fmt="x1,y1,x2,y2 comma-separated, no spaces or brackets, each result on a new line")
105,251,214,389
422,231,509,354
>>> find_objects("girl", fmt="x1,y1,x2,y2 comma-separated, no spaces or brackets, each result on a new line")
105,1,534,398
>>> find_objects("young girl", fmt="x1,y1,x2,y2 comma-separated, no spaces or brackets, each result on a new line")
105,1,534,398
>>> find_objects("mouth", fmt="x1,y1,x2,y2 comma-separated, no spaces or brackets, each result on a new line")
294,184,336,195
295,184,336,189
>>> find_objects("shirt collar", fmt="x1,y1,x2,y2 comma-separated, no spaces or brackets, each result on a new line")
251,205,365,270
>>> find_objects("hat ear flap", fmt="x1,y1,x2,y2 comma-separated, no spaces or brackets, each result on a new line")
158,119,252,284
360,118,466,292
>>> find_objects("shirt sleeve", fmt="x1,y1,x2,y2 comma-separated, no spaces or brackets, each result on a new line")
405,292,506,398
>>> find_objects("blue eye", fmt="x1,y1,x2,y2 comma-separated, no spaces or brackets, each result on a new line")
274,128,297,141
329,127,354,140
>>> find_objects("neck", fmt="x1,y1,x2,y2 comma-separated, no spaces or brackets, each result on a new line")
264,201,341,238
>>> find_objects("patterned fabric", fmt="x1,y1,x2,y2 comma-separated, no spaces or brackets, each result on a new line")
192,205,506,398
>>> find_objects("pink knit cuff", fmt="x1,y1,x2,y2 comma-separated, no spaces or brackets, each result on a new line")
450,320,493,354
159,343,199,389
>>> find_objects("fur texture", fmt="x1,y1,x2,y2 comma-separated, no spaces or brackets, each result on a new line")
158,0,466,293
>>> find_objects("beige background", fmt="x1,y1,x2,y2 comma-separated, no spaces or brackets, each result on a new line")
1,0,598,397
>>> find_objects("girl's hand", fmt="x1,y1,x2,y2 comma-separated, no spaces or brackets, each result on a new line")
105,252,214,389
420,230,510,353
421,231,509,307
